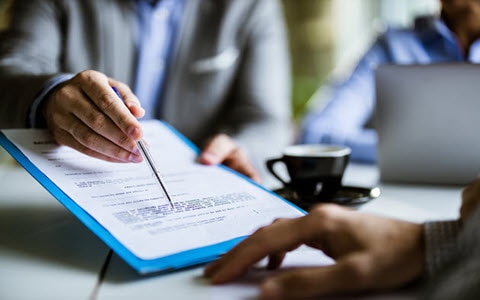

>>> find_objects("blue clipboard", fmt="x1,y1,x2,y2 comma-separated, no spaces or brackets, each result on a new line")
0,120,304,274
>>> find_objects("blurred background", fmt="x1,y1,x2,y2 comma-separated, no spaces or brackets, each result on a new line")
0,0,439,164
282,0,439,121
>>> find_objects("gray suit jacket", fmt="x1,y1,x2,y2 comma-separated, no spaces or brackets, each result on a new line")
423,205,480,299
0,0,291,180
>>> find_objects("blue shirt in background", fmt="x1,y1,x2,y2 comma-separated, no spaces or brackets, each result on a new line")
300,16,480,163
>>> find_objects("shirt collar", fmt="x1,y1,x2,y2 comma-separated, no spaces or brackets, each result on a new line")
434,18,480,62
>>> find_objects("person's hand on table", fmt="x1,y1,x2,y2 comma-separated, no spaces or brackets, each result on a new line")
42,70,146,163
199,134,261,183
460,178,480,223
204,204,424,300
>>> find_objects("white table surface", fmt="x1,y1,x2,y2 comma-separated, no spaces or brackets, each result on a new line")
0,163,111,300
0,162,463,300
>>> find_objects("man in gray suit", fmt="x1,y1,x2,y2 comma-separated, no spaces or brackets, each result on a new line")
0,0,291,182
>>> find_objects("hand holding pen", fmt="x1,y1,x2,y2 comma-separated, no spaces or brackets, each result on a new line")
42,70,146,163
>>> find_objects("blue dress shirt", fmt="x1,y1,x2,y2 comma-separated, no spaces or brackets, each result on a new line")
133,0,184,119
300,16,480,163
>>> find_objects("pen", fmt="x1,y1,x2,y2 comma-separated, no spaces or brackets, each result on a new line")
112,86,174,208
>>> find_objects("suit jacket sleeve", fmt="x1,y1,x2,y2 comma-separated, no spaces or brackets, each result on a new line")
0,0,65,128
423,206,480,299
227,0,292,174
0,0,135,129
163,0,292,183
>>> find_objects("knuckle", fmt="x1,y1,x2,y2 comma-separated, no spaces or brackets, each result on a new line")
85,111,106,130
306,204,345,236
72,126,96,147
82,134,98,148
309,204,338,221
116,133,133,147
50,128,67,146
109,146,129,161
75,70,91,83
96,92,117,112
344,257,375,288
50,86,78,107
52,85,70,100
77,69,101,82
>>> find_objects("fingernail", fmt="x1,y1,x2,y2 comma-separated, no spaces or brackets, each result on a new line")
128,152,143,163
127,126,141,139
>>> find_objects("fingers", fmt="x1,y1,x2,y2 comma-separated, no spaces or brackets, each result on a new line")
259,255,374,300
200,134,262,183
203,205,345,284
49,115,142,163
199,134,239,165
43,70,145,162
108,79,145,119
205,204,424,299
204,217,305,283
78,72,142,140
52,126,139,163
259,245,423,300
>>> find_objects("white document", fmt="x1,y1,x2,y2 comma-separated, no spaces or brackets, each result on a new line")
1,120,304,266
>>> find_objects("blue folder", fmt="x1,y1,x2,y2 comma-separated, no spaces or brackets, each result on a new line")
0,121,303,274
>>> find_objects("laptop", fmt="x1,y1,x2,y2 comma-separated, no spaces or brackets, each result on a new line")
374,63,480,185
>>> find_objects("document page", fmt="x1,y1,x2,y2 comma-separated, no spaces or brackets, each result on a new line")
2,121,304,260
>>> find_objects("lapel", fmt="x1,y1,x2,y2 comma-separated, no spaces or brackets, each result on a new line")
93,0,137,85
162,0,207,118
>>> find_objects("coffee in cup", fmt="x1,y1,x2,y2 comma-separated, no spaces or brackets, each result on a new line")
266,144,351,198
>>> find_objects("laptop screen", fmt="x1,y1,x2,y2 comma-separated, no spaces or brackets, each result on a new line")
374,63,480,185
